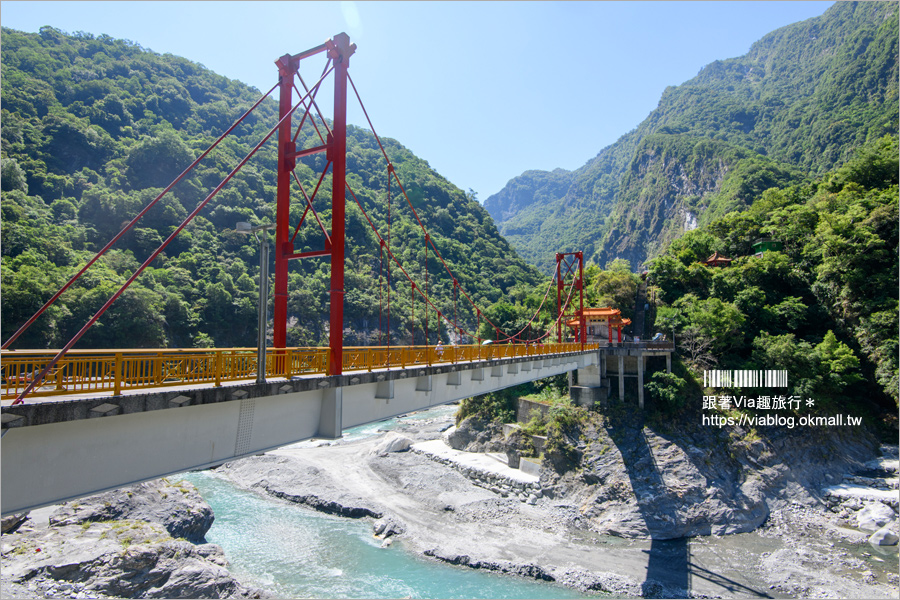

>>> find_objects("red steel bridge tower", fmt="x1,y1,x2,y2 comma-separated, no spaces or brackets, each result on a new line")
556,252,585,348
273,33,355,376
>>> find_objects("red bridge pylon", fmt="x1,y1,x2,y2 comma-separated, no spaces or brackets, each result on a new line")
274,33,356,376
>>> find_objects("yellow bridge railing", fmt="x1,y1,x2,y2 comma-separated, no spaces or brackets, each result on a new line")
1,343,595,401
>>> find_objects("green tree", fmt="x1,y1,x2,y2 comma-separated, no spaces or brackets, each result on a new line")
125,131,194,190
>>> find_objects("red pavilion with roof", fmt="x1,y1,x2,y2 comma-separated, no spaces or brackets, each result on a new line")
566,307,631,345
703,251,732,267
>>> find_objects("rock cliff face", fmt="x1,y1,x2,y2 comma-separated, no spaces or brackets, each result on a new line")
0,479,267,599
460,409,881,540
483,168,574,224
444,416,506,453
550,414,880,539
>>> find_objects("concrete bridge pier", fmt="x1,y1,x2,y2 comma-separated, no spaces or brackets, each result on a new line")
573,344,673,410
569,361,609,408
618,355,625,401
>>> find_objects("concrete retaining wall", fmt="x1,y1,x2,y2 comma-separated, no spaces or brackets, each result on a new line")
517,398,550,423
410,446,543,504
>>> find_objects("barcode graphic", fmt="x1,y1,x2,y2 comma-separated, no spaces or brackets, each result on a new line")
703,369,788,388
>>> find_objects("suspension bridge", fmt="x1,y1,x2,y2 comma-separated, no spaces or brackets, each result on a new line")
1,33,612,516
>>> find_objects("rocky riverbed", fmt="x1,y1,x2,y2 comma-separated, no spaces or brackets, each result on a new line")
0,479,268,599
216,408,899,598
3,406,897,599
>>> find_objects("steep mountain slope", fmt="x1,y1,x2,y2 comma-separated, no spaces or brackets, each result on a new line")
0,27,542,350
485,1,898,273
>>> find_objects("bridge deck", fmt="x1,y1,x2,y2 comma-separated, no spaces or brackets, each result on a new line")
2,346,598,515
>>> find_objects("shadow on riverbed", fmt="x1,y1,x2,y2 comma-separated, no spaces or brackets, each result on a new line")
607,420,773,599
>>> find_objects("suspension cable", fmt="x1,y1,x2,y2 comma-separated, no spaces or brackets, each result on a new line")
11,68,335,404
387,165,392,353
2,81,280,350
347,72,557,344
292,59,332,145
290,165,332,245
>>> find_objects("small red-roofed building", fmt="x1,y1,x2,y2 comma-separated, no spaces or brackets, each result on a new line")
566,307,631,345
702,251,732,267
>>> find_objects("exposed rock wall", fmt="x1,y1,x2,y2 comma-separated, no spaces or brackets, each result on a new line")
541,411,880,539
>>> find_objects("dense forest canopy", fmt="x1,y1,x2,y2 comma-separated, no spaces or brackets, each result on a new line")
1,26,543,350
648,135,898,409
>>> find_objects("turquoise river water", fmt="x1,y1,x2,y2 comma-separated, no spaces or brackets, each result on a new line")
181,406,594,599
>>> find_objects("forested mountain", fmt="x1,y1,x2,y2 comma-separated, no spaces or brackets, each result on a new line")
0,26,542,350
485,1,898,273
648,135,898,408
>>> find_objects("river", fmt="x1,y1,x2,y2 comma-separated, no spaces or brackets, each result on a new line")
181,405,598,599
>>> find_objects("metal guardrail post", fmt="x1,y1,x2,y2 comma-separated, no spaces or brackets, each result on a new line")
215,351,222,387
113,353,123,396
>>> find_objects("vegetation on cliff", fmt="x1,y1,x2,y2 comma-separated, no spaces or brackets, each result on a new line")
648,135,898,410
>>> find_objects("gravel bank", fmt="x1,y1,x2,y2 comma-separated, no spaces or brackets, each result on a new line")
218,409,899,598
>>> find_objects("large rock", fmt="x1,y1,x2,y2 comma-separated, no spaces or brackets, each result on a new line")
855,502,896,532
373,516,405,538
1,514,28,534
1,519,266,598
445,416,504,452
372,432,413,454
48,479,214,543
868,522,899,546
445,417,479,450
221,454,384,519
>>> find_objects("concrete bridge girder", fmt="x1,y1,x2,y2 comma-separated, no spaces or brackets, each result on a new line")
1,351,595,516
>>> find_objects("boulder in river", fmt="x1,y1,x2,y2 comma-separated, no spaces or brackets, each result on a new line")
868,521,899,546
372,432,413,454
855,502,897,532
2,478,268,599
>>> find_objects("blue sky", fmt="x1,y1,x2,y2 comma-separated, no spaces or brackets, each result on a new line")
2,1,833,201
